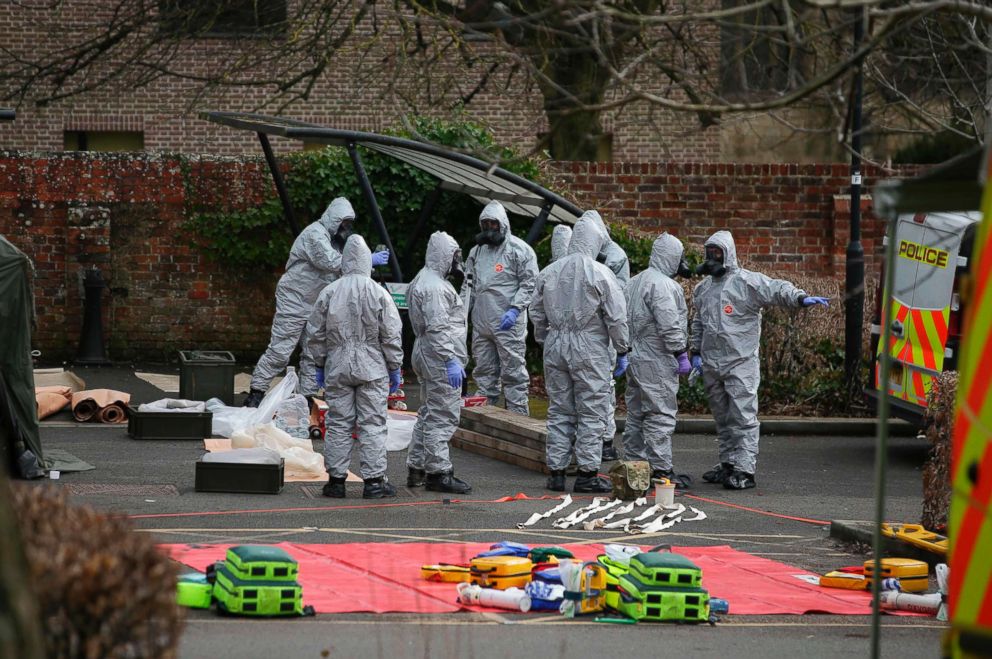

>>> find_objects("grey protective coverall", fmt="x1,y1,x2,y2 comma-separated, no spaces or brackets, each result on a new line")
251,197,354,396
464,201,539,415
530,213,630,472
550,225,572,263
622,233,688,472
407,232,469,475
586,211,630,445
304,235,403,480
689,230,807,475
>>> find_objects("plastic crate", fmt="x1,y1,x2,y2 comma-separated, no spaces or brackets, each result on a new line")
213,565,304,616
616,574,710,623
628,552,703,589
225,545,299,581
179,350,236,404
127,406,213,440
195,458,285,494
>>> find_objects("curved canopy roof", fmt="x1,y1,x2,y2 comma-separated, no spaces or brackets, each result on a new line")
204,111,581,225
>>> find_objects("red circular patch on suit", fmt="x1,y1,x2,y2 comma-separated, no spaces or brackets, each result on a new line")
495,263,504,273
723,304,734,314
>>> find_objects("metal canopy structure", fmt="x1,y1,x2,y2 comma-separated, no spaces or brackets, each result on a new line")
204,111,583,282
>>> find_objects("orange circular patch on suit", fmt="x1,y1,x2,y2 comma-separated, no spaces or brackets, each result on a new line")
723,304,734,314
495,263,504,273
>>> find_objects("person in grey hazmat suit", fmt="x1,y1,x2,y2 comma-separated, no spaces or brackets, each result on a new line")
689,230,829,490
463,201,539,416
406,231,472,494
304,235,403,499
622,233,694,487
245,197,390,407
531,212,630,493
550,224,572,263
586,211,630,463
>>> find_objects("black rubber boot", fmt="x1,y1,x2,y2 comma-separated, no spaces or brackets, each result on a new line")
242,389,265,408
322,476,346,498
546,470,566,492
425,471,472,494
407,468,427,488
363,477,397,499
573,470,612,493
652,469,693,490
601,441,619,462
702,462,734,484
723,470,756,490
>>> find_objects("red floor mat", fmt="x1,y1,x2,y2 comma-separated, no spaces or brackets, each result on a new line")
164,542,895,615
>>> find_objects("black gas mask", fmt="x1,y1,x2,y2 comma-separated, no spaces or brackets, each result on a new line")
332,219,355,249
475,219,503,246
695,245,726,278
674,257,694,279
448,248,465,286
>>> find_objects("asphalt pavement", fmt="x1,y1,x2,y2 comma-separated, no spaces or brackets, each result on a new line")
25,365,944,659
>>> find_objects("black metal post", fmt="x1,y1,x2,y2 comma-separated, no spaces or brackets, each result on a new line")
347,142,404,282
845,8,866,407
404,183,444,277
258,132,301,237
525,204,553,245
75,268,111,366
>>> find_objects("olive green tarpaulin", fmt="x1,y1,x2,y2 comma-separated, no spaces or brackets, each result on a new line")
0,236,44,478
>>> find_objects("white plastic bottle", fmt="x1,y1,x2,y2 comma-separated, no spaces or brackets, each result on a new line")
456,583,532,612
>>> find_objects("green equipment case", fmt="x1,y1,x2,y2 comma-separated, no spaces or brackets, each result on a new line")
615,573,710,623
213,565,304,616
627,552,702,589
224,545,299,581
596,555,631,611
176,572,213,609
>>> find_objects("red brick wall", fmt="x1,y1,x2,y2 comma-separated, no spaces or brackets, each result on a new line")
555,161,916,278
0,152,913,361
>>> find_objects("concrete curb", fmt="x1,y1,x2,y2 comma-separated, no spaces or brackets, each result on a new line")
829,520,944,567
615,416,919,437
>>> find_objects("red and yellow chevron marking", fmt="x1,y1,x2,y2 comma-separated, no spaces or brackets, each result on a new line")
877,299,948,406
949,148,992,652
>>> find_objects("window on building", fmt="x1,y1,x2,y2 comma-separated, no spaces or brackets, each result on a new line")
719,0,807,98
158,0,287,37
64,131,145,152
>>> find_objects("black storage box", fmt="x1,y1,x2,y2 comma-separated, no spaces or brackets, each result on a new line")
179,350,236,405
127,406,213,440
195,458,285,494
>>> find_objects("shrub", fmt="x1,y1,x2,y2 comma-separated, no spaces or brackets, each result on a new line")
922,370,956,531
185,114,545,276
10,485,183,658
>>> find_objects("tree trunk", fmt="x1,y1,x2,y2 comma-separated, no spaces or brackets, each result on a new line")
0,481,44,659
537,51,612,161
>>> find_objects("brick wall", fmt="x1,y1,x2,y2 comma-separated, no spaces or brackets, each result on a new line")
0,3,722,161
0,152,913,361
555,161,913,278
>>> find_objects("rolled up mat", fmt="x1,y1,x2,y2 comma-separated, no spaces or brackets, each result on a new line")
97,403,128,424
37,390,71,419
72,398,100,422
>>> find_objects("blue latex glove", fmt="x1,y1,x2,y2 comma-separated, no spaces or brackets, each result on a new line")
690,355,703,376
498,307,520,331
445,359,465,390
388,369,402,394
315,367,325,390
676,352,692,376
614,354,629,378
803,296,830,307
371,250,390,267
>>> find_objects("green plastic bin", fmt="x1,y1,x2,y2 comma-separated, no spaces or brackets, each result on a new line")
179,350,236,404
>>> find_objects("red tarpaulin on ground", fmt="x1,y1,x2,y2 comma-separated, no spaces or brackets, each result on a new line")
163,542,896,616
